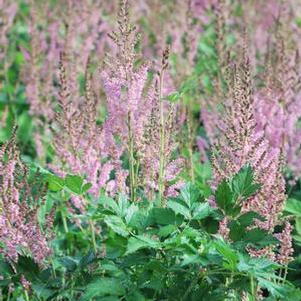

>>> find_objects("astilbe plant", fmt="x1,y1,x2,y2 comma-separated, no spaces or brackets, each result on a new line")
51,54,122,211
140,67,185,200
199,0,232,147
0,0,17,61
253,24,301,181
211,45,293,265
0,128,52,265
22,0,114,161
101,0,184,203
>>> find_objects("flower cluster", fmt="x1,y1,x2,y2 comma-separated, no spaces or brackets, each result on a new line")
0,128,51,264
211,43,292,264
0,0,17,61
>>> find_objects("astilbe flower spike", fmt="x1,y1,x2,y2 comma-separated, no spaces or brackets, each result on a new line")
211,42,293,264
140,78,185,200
22,0,113,161
52,53,122,210
0,0,17,61
254,26,301,181
101,0,156,202
101,1,184,202
0,128,52,265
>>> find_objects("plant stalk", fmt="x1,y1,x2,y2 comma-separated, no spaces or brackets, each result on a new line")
158,70,166,206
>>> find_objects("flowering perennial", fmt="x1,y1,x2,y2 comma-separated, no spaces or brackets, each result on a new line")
211,45,293,264
0,128,51,264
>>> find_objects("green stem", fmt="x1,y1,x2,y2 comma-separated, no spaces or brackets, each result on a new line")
24,290,30,301
158,70,166,206
61,210,68,234
89,219,97,253
282,266,288,283
250,275,256,301
128,112,136,202
51,259,57,278
181,270,202,301
187,109,195,183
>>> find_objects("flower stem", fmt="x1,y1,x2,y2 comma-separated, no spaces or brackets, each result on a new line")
61,210,68,234
128,112,136,202
158,69,166,206
89,219,97,253
24,290,30,301
250,275,256,300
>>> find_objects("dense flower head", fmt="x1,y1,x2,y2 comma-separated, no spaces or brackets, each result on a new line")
0,128,51,264
0,0,17,60
52,54,124,206
253,29,301,180
101,0,154,147
140,88,185,198
211,43,289,244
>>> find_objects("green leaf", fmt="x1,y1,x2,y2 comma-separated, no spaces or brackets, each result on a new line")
128,211,149,230
228,220,245,242
231,165,261,199
126,291,146,301
79,251,95,267
150,207,178,225
214,240,239,271
167,200,191,219
238,255,280,274
158,224,177,237
243,228,279,248
58,256,79,271
46,174,64,192
192,202,212,220
257,277,288,298
100,196,121,215
237,211,264,227
104,216,129,237
165,91,181,102
65,174,84,194
32,284,54,299
215,179,233,212
296,217,301,234
80,278,125,301
285,198,301,217
180,183,201,208
126,235,160,255
82,182,93,193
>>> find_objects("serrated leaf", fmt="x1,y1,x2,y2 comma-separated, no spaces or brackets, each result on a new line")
65,174,83,194
104,216,129,237
80,278,125,301
180,183,201,208
100,196,121,215
237,211,264,227
46,174,64,192
214,240,239,271
126,235,160,255
150,208,178,225
79,251,95,267
167,200,191,219
158,224,177,237
243,228,278,248
192,202,212,220
231,165,261,199
215,180,233,212
229,220,245,242
58,256,79,271
82,182,92,193
285,198,301,217
128,211,149,230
